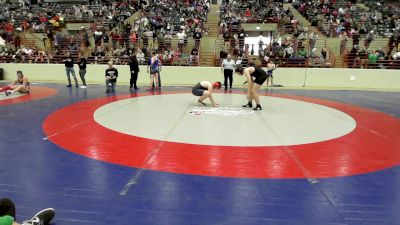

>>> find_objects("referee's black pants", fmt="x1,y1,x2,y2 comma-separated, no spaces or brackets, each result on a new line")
223,69,233,89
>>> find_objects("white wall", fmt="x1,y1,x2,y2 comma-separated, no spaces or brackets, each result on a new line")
1,63,399,90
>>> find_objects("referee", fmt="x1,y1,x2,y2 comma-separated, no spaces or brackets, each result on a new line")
220,54,235,90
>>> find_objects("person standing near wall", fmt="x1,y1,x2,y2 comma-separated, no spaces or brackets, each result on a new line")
63,52,78,87
265,60,277,89
220,54,235,90
78,54,87,88
147,52,161,90
128,55,140,90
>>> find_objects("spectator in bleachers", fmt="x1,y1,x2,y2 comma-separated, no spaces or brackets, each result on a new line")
136,48,146,65
172,47,181,65
367,50,379,67
68,40,78,54
387,32,397,56
309,47,321,67
193,28,202,49
339,29,348,55
349,45,362,68
219,47,228,61
164,32,172,51
309,31,318,51
364,30,374,50
190,47,199,66
94,29,103,46
297,31,308,46
177,29,186,52
351,28,360,47
392,51,400,60
284,44,294,59
297,46,308,58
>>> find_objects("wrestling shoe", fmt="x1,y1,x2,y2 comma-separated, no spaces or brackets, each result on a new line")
253,105,262,111
242,102,253,108
22,208,55,225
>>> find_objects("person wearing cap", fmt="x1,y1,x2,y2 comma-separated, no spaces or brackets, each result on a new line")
0,71,30,96
235,65,268,111
191,81,221,107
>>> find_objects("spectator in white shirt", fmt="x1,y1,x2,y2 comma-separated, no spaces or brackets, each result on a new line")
284,45,294,58
393,51,400,60
136,49,145,64
177,30,186,52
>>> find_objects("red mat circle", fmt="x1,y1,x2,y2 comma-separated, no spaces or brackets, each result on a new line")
0,86,58,106
42,92,400,178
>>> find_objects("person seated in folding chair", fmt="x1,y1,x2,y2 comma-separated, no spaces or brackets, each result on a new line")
0,198,55,225
0,71,30,96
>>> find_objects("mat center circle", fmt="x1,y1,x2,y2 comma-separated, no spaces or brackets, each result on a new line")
93,93,356,146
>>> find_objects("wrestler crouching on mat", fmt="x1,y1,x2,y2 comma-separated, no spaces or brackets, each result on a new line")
192,81,221,107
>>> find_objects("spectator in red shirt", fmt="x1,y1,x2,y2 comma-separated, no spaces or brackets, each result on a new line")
245,8,251,17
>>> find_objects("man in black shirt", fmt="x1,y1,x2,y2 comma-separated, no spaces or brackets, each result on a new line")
63,52,78,87
190,47,199,66
78,55,87,88
193,28,202,49
105,61,118,94
128,55,140,90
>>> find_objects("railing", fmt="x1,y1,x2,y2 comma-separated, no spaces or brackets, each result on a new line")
8,33,400,69
212,37,333,65
342,52,400,70
345,38,390,53
0,54,199,66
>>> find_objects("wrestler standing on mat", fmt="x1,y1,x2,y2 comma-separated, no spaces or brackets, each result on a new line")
235,65,268,111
